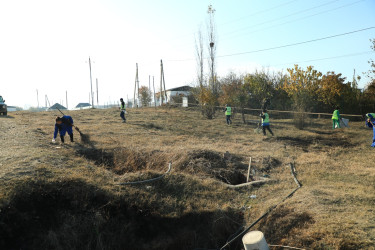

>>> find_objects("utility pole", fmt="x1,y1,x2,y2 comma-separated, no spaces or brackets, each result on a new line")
160,61,163,106
163,63,167,103
153,76,156,108
36,89,39,108
88,57,94,108
134,63,139,108
45,95,50,108
96,78,99,107
149,75,151,106
159,60,167,105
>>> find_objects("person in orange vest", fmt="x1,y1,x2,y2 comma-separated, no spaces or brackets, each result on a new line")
331,106,341,129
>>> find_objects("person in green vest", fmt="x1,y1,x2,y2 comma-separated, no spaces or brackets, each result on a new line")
332,106,341,129
224,104,232,125
260,109,274,136
119,98,126,123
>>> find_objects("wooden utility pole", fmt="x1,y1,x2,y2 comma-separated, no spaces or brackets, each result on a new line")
159,60,168,105
96,78,99,107
134,63,139,108
160,60,167,103
153,76,156,108
46,95,50,107
88,57,94,108
36,89,39,108
149,75,151,106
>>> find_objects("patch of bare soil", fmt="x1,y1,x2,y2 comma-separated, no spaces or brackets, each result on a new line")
276,133,355,151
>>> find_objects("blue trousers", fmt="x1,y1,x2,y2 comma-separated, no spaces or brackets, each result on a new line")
372,127,375,147
59,126,73,136
226,115,231,124
120,110,126,121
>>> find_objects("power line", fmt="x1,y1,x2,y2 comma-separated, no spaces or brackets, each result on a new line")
217,26,375,58
166,26,375,62
218,0,301,26
221,0,365,42
221,0,341,38
269,50,374,67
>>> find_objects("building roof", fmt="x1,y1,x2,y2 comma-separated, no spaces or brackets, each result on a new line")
75,103,92,108
48,103,67,110
166,85,192,92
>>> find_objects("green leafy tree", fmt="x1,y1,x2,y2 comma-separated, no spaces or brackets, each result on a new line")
317,72,346,108
243,69,274,109
283,65,322,129
218,72,248,123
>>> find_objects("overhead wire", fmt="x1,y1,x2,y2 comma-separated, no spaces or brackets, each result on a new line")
218,0,301,26
221,0,366,42
217,26,375,58
165,26,375,62
269,50,375,67
221,0,341,37
147,0,350,58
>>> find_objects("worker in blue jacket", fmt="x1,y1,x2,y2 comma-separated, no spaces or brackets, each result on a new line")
53,116,74,143
365,113,375,147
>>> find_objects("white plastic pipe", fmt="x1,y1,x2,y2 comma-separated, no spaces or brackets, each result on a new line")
242,231,269,250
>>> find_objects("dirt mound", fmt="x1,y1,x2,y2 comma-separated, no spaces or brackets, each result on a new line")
0,179,244,250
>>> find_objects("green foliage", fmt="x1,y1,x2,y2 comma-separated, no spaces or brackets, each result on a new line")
243,69,274,108
282,65,323,129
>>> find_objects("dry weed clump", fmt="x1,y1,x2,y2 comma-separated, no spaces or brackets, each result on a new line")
257,205,314,246
173,149,247,185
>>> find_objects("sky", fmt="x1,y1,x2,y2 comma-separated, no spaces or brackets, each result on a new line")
0,0,374,109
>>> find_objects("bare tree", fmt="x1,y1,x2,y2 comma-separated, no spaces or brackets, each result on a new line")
207,4,217,96
195,28,204,104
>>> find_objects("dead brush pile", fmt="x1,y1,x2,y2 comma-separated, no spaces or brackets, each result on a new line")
173,149,247,185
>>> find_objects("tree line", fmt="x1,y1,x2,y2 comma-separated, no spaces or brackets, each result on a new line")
190,40,375,129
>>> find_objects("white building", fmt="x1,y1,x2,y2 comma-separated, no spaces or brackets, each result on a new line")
155,85,192,106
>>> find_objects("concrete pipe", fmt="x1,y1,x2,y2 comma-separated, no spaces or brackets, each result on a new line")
242,231,269,250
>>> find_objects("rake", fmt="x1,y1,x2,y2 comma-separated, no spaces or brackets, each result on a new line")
56,108,91,144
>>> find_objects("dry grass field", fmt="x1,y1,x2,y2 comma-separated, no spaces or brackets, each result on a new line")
0,107,374,249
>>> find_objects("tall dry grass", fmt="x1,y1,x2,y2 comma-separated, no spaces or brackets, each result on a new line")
0,107,374,249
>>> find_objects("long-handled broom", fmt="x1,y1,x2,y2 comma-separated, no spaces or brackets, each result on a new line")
56,108,91,144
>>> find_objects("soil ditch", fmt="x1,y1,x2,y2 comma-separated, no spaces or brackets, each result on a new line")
0,180,244,250
75,146,281,185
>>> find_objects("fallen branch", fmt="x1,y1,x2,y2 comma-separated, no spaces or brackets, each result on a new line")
224,178,274,188
116,163,172,185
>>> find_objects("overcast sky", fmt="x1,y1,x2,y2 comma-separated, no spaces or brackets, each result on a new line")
1,0,374,108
